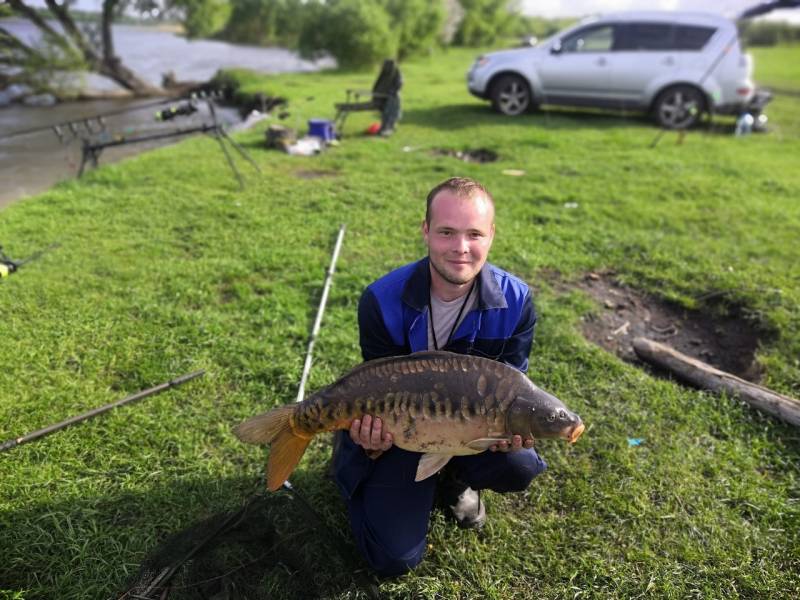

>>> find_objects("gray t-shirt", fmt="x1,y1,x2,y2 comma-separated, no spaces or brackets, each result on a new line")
427,285,478,350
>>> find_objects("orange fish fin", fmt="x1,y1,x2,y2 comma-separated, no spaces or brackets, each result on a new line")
266,427,312,491
415,453,453,481
233,405,295,445
466,437,509,451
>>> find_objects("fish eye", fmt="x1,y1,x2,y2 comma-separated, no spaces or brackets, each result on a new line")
558,409,567,419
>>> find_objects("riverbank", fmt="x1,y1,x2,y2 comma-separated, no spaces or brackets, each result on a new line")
0,97,244,209
0,17,332,208
1,45,798,599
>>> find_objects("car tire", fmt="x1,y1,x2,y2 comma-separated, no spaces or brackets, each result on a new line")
653,85,706,129
490,75,532,116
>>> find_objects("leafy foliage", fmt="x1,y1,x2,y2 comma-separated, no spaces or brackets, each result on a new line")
380,0,445,59
171,0,232,39
0,24,87,96
739,20,800,47
452,0,519,46
220,0,312,47
299,0,396,70
218,0,444,67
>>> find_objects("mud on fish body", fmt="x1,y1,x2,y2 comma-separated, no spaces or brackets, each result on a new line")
235,350,585,491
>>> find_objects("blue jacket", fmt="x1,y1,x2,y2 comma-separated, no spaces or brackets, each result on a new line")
333,257,537,498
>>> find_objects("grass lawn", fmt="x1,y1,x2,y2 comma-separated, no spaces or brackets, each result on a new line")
1,44,798,599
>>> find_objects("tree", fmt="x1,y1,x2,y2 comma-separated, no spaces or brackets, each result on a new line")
299,0,395,70
380,0,444,59
453,0,518,47
1,0,165,96
171,0,231,39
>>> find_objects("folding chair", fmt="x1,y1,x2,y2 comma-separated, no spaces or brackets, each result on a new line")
334,59,403,135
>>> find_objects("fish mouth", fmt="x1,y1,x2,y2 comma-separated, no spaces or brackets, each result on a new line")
567,422,585,444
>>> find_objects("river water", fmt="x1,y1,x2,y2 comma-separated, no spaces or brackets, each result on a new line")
0,18,333,208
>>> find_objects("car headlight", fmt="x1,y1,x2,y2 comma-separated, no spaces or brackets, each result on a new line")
474,56,490,68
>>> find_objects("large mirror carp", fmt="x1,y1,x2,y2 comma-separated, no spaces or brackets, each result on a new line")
235,351,584,490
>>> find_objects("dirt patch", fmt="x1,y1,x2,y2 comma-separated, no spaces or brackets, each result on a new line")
572,271,768,382
295,169,339,179
431,148,498,163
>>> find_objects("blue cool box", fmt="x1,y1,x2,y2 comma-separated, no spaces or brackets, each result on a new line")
308,119,335,142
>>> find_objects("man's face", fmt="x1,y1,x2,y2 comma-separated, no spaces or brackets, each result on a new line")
422,189,495,289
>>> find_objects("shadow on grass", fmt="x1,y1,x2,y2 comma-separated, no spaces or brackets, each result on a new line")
402,103,738,137
0,471,375,600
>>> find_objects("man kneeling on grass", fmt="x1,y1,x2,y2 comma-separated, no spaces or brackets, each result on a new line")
331,177,547,576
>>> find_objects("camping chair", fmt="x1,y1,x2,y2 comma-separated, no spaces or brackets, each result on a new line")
334,59,402,135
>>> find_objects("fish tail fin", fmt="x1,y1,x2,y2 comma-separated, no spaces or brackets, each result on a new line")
233,405,312,491
266,427,312,491
234,405,295,445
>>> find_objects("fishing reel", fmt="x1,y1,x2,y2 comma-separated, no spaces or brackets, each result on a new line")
0,243,60,278
155,99,198,122
0,247,20,278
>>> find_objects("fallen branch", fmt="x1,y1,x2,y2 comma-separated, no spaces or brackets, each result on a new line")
632,337,800,427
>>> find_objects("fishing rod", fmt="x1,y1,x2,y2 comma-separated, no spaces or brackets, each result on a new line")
0,97,178,143
0,242,60,279
78,99,259,189
0,369,205,453
295,224,347,403
277,223,379,598
0,91,224,143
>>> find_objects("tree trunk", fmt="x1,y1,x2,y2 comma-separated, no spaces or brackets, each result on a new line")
6,0,165,97
632,337,800,427
97,56,165,96
96,0,162,96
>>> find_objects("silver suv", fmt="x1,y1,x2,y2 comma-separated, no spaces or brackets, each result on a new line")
467,11,758,129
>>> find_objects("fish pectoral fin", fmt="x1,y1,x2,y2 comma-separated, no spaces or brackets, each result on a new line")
415,453,453,482
466,437,509,451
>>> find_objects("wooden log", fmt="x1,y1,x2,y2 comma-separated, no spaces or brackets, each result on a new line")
632,337,800,427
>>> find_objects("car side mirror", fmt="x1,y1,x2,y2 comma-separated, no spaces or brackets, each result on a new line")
550,41,562,55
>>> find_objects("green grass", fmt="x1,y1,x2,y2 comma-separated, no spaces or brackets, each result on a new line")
1,45,799,599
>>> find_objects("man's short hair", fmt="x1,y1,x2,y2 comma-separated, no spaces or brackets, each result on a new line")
425,177,495,224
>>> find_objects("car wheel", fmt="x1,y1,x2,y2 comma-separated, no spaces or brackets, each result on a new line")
491,75,532,116
653,85,706,129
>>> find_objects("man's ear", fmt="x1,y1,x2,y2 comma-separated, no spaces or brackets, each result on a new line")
421,219,429,241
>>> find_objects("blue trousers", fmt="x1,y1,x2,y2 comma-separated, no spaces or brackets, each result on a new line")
335,436,547,577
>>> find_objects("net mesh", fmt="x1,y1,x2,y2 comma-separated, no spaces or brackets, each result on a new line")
119,486,380,600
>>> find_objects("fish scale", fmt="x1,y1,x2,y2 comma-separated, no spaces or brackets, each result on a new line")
235,350,585,491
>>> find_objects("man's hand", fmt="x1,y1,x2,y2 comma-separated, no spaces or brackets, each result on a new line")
350,415,393,459
490,434,534,452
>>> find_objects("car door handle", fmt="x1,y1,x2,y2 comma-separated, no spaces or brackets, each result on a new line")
595,57,607,66
662,57,675,66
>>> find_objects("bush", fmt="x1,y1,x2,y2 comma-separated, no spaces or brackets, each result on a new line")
221,0,312,47
739,21,800,47
300,0,396,70
511,15,577,40
172,0,232,39
380,0,445,59
453,0,518,46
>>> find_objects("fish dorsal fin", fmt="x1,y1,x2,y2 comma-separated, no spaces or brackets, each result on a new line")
415,453,453,481
466,437,509,451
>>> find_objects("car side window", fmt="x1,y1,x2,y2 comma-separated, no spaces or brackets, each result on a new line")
614,23,674,51
673,25,716,50
561,25,615,53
